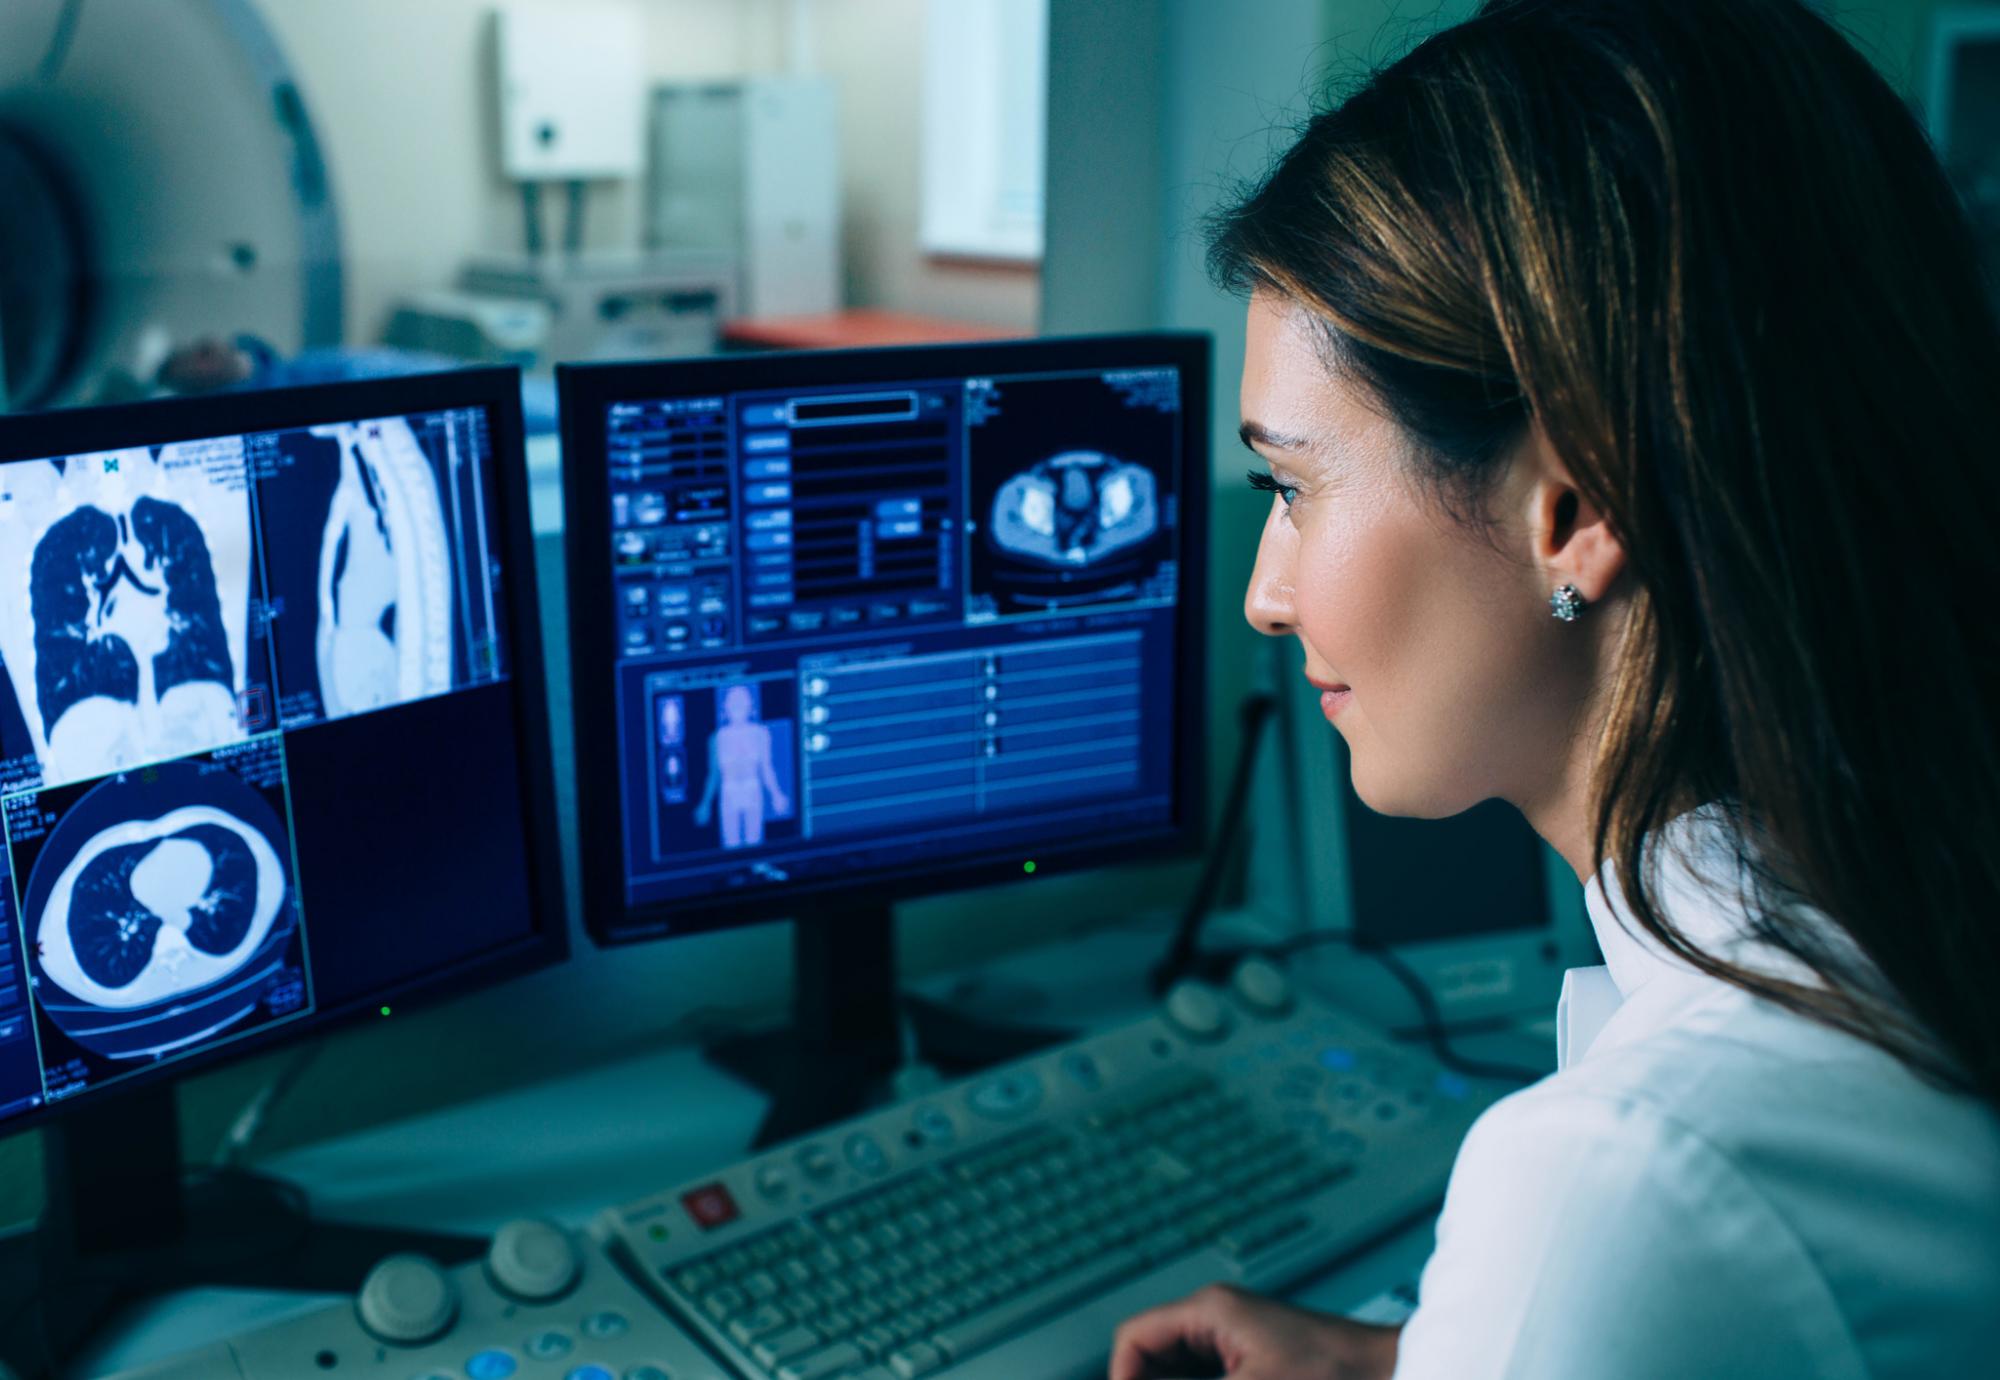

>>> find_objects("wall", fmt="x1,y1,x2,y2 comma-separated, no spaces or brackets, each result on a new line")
812,0,1041,329
255,0,798,344
257,0,1036,343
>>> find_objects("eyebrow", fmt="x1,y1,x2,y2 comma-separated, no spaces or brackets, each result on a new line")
1239,420,1311,451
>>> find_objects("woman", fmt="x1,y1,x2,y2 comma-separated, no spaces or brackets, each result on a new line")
1111,1,2000,1375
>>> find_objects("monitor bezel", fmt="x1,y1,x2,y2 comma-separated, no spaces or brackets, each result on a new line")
560,333,1211,946
0,369,569,1137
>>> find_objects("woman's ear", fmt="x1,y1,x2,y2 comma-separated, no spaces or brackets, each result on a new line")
1519,423,1626,602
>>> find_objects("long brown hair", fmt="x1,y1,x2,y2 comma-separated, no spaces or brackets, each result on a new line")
1212,0,2000,1104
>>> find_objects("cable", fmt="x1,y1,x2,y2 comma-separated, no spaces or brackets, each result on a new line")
210,1041,324,1168
1272,926,1548,1085
37,0,84,81
563,179,587,255
521,181,545,256
1150,692,1278,995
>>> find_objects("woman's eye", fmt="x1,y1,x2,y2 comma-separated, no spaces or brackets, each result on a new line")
1246,468,1299,508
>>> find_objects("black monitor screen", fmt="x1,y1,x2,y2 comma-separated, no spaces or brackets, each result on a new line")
0,374,561,1129
564,337,1209,936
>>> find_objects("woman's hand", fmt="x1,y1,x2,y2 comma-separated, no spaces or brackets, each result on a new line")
1109,1284,1402,1380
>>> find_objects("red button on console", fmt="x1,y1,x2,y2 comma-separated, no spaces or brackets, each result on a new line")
681,1182,740,1230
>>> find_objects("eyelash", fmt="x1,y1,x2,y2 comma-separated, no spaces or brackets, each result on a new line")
1246,468,1298,508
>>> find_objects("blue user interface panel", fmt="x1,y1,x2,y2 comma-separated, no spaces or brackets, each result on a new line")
0,407,533,1126
604,365,1186,911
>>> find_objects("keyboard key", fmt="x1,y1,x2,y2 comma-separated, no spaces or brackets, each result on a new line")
932,1246,1147,1364
1219,1209,1312,1261
752,1325,824,1369
728,1303,793,1345
702,1284,750,1322
885,1341,945,1377
777,1340,866,1380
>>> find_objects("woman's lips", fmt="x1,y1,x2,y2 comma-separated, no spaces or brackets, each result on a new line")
1306,675,1352,720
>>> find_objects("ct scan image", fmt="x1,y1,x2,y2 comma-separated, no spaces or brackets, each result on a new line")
9,744,308,1093
259,415,465,730
965,373,1178,622
0,441,257,791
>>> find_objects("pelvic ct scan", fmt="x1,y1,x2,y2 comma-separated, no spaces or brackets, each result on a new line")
308,417,455,719
694,683,793,848
0,441,254,790
989,450,1160,569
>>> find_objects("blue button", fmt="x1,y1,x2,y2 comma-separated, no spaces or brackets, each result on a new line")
1318,1046,1357,1072
581,1311,630,1339
1435,1072,1470,1100
565,1367,616,1380
466,1351,518,1380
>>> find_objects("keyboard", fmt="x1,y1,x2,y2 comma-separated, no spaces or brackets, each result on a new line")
598,957,1509,1380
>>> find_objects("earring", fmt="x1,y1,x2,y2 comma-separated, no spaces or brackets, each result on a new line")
1549,585,1586,622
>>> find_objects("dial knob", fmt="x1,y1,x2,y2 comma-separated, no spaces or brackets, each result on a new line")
356,1252,458,1345
1163,980,1232,1040
1230,955,1295,1015
487,1218,580,1301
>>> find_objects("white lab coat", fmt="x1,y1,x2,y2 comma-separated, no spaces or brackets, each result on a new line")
1391,809,2000,1377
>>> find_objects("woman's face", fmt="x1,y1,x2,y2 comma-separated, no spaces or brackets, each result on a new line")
1241,290,1594,820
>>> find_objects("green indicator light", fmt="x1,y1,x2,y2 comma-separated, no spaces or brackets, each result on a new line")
1023,860,1037,874
379,1006,391,1017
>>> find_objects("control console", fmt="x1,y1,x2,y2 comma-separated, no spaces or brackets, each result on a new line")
595,958,1508,1380
104,1222,730,1380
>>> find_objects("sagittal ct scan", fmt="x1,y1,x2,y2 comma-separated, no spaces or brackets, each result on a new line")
10,744,306,1081
308,417,456,720
0,441,254,791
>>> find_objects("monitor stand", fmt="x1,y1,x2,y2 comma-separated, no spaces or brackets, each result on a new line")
0,1081,482,1375
704,902,1074,1147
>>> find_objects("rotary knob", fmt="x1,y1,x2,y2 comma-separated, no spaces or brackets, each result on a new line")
487,1218,581,1301
1163,980,1232,1041
356,1252,458,1345
1230,955,1295,1015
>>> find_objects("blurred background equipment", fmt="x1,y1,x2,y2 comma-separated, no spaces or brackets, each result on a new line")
0,0,342,411
646,77,843,319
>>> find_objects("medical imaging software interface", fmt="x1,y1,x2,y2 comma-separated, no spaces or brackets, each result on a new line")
0,407,517,1124
604,364,1185,911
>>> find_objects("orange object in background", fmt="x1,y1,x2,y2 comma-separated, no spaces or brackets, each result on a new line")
721,308,1025,351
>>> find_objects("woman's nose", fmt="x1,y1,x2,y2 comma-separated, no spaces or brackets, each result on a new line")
1243,500,1296,637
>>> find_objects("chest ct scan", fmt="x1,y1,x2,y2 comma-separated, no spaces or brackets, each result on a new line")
0,442,254,790
35,802,287,1019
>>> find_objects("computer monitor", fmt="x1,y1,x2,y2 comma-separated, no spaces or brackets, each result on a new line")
1248,638,1596,1031
0,370,564,1323
559,334,1209,1136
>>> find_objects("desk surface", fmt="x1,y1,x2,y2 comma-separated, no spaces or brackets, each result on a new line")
720,310,1025,351
74,923,1551,1377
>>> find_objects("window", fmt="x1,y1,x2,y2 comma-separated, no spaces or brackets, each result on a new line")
919,0,1048,262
